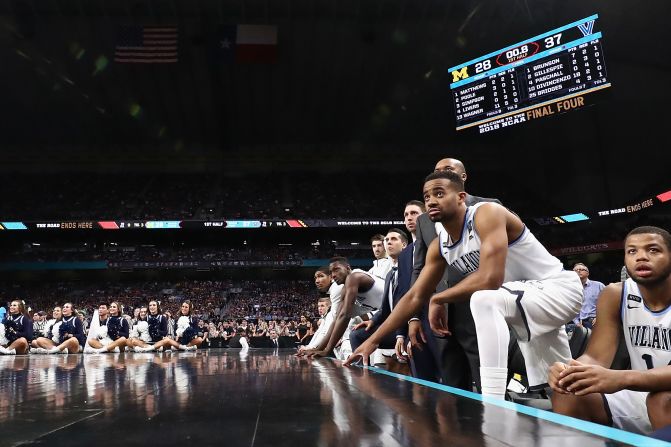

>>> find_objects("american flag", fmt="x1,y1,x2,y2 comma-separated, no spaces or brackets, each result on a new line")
115,25,178,63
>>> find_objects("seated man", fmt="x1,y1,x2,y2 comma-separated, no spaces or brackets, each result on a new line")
550,226,671,434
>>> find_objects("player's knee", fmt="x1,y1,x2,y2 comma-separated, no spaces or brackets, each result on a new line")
470,290,502,316
647,391,671,429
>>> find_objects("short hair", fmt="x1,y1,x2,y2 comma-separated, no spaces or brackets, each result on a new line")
329,256,349,266
317,297,331,305
405,199,426,212
573,263,589,272
370,234,385,244
98,302,109,308
316,266,330,275
626,226,671,251
424,170,465,192
386,228,409,244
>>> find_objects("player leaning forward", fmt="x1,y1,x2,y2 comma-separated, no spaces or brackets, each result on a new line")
346,170,582,400
550,226,671,433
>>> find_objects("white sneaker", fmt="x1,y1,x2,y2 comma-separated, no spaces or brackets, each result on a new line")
185,345,197,351
4,348,16,355
47,347,61,354
0,346,9,355
60,348,68,355
30,347,48,354
178,344,188,350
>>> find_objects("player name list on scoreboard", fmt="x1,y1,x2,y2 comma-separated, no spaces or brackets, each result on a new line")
449,14,611,133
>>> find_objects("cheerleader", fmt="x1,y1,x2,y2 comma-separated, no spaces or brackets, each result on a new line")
131,300,170,352
91,302,129,353
0,300,33,355
30,306,62,353
47,302,85,354
84,303,112,353
162,300,203,351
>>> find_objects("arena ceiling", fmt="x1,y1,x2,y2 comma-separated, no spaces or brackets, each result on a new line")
0,0,669,214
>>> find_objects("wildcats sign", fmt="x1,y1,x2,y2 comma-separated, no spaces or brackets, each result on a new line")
449,14,611,133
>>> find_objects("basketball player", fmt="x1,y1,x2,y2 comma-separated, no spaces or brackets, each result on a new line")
369,234,393,280
550,226,671,433
307,257,385,358
296,267,340,356
346,170,582,400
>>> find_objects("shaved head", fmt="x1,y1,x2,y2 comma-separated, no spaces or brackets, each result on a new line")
434,158,467,182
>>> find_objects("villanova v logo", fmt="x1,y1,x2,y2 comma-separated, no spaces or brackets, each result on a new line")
578,20,595,37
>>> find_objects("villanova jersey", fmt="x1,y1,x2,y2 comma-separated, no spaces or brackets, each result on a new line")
351,268,385,310
621,278,671,370
438,203,564,283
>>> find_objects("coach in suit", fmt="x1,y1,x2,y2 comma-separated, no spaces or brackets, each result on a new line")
349,227,410,354
410,158,501,391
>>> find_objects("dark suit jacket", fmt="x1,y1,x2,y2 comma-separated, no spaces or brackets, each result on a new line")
411,193,501,289
371,242,414,338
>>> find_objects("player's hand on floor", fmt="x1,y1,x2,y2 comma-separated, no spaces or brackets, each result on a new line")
343,340,378,367
394,337,408,363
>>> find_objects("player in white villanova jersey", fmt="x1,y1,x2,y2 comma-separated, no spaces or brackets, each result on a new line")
307,257,385,359
550,226,671,434
346,170,582,400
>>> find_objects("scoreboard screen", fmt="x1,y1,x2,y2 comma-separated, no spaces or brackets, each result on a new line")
449,14,611,133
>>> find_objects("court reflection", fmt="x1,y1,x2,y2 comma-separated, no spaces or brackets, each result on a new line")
0,352,628,447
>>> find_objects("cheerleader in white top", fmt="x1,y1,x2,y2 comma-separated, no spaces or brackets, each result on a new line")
30,306,62,353
130,300,171,352
48,302,86,354
161,300,203,351
127,306,151,347
0,300,33,355
550,226,671,434
85,303,113,353
92,302,130,353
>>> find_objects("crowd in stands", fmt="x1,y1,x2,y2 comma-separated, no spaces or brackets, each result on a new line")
0,279,319,323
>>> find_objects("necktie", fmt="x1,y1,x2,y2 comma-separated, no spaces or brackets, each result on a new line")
391,266,398,295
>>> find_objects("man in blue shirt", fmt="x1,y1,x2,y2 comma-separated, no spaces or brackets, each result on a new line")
572,263,605,329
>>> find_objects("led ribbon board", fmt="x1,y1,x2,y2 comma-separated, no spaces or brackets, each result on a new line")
449,14,611,133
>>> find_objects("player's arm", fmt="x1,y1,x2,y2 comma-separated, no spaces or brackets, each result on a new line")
318,273,373,354
430,204,508,305
575,284,622,367
364,239,445,347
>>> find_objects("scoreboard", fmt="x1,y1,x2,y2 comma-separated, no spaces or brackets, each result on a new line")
449,14,611,133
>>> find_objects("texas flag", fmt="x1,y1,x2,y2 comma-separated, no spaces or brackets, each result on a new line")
215,24,277,64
